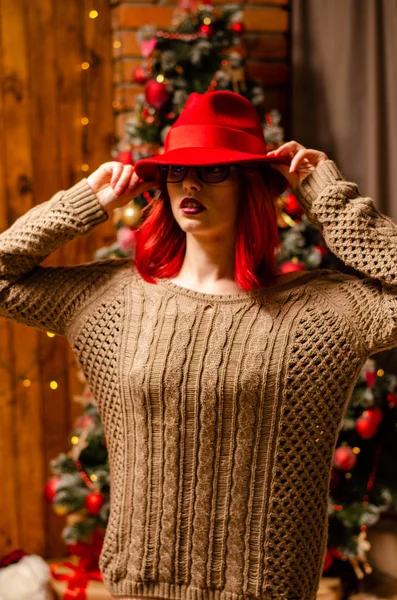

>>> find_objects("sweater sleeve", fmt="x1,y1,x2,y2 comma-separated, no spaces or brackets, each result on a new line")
0,179,112,336
296,160,397,354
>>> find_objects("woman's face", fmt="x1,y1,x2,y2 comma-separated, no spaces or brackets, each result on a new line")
166,165,242,240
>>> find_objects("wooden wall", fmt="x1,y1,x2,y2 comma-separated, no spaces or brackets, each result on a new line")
0,0,114,558
0,0,291,559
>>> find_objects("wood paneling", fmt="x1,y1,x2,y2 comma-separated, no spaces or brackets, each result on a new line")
0,0,114,559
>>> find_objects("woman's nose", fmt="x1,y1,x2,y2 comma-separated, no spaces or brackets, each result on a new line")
183,167,201,190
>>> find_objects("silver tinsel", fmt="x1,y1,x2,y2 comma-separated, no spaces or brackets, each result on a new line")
191,40,212,66
161,50,178,72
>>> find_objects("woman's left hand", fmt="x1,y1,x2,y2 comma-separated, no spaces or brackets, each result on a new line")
267,141,328,190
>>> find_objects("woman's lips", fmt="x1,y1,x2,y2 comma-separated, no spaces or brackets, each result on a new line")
180,197,205,214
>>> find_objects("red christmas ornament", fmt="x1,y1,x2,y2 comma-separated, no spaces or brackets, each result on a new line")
315,244,327,257
0,549,29,569
333,445,357,471
44,477,60,502
200,24,215,37
284,193,304,218
356,416,378,439
279,261,307,274
85,491,106,515
365,369,377,388
231,22,245,34
387,392,397,406
145,80,170,110
322,549,333,572
363,407,383,426
116,151,133,165
133,66,148,84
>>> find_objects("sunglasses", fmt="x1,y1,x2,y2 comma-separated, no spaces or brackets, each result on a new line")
159,164,233,184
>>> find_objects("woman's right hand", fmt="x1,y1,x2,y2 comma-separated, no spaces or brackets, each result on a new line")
87,162,159,213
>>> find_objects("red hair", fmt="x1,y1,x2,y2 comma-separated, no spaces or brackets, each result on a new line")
134,164,281,291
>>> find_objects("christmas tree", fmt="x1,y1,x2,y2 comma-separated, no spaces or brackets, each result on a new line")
324,360,397,586
44,371,109,555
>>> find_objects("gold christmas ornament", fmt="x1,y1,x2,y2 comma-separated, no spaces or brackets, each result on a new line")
66,510,87,526
54,504,69,516
121,202,142,228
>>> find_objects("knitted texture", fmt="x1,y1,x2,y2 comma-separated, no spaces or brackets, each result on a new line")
0,162,396,600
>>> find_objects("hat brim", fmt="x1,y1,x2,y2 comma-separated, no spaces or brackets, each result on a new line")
134,148,290,193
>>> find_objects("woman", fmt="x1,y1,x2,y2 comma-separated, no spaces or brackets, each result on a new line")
0,91,396,600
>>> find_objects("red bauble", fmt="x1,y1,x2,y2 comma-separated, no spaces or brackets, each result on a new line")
231,22,245,34
200,24,215,37
365,369,377,388
279,261,307,274
85,491,106,515
145,80,170,110
315,244,327,257
44,477,60,502
333,446,357,471
387,392,397,406
133,66,148,85
322,550,333,572
355,416,378,439
363,407,383,426
116,151,133,165
284,193,304,218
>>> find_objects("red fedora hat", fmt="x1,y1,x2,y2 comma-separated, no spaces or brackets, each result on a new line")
134,90,288,186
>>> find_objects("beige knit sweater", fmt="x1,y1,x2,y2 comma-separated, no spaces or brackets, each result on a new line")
1,161,396,600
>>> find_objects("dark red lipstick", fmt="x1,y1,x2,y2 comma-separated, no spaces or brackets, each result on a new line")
180,197,206,215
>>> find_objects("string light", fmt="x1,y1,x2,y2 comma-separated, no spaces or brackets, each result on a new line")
81,164,90,172
90,474,98,482
345,473,352,479
71,436,79,445
203,17,211,24
23,379,31,388
81,62,90,70
46,332,55,338
89,10,99,19
156,74,165,83
81,117,89,125
50,381,58,390
377,369,384,377
352,447,361,454
113,40,121,49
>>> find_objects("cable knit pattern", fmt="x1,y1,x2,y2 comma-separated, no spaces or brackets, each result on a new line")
0,163,396,600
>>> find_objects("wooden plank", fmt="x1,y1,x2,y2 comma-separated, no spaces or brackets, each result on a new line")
114,83,144,111
246,61,289,86
0,0,47,555
25,0,70,559
117,4,288,31
243,8,289,32
0,318,19,555
84,0,114,169
247,34,288,60
117,31,142,57
119,5,179,28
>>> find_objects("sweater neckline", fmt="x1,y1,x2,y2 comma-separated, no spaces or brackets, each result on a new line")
157,271,313,304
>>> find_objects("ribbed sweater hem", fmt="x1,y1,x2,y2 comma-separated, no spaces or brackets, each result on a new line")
296,160,345,209
107,581,316,600
66,179,109,228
